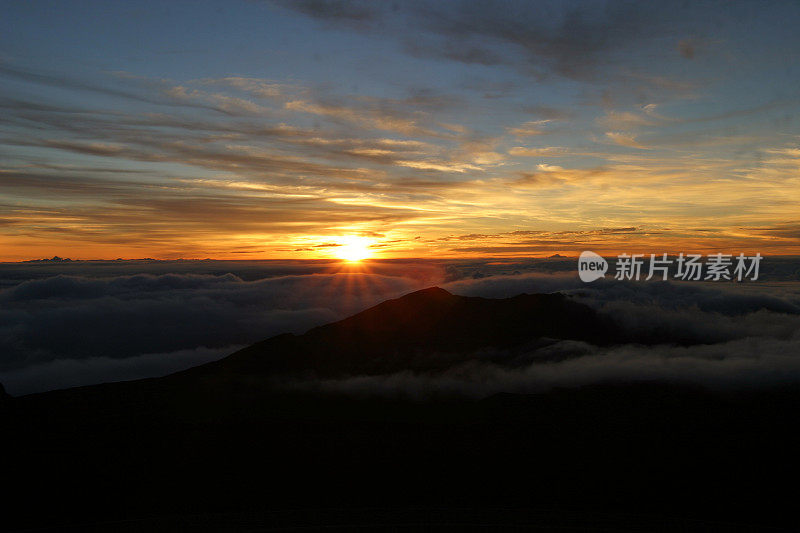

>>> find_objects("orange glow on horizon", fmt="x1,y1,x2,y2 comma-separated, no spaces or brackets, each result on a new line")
2,229,800,263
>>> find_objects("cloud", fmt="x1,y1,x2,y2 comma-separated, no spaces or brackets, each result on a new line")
272,0,379,23
395,159,482,173
596,111,654,130
0,68,505,260
277,336,800,399
605,131,649,149
0,265,432,392
165,85,271,115
445,272,800,346
199,77,301,99
278,272,800,398
507,120,552,137
271,0,703,81
404,40,508,67
3,260,800,396
285,99,435,136
521,105,574,121
513,164,608,187
0,65,211,111
508,146,567,157
757,221,800,242
0,345,242,396
4,55,800,261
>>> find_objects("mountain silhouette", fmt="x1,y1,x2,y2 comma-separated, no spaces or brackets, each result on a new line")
4,287,800,531
0,381,9,406
185,287,623,380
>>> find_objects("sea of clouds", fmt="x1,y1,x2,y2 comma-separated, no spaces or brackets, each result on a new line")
1,258,799,396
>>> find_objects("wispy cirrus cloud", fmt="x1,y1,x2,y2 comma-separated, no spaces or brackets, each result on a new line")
604,131,649,149
508,146,568,157
506,120,553,137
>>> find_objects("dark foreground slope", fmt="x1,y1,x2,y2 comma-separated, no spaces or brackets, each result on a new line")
3,288,800,531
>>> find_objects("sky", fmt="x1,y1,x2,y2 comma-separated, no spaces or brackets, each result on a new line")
2,0,800,261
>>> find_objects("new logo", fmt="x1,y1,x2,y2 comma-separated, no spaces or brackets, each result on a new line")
578,251,608,282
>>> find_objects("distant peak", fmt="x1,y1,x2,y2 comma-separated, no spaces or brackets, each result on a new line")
405,287,453,299
372,286,455,311
417,286,451,295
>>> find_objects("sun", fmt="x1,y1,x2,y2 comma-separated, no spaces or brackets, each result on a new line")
334,235,373,262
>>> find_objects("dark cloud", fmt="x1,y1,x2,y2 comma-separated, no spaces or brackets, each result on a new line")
272,0,695,80
521,105,574,121
273,0,380,23
677,38,697,59
458,78,519,99
404,40,509,67
0,65,226,114
445,271,800,344
278,336,800,399
757,222,800,242
415,0,653,78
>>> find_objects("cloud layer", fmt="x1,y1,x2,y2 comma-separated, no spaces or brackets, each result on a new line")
3,1,800,259
3,259,800,396
0,260,437,393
